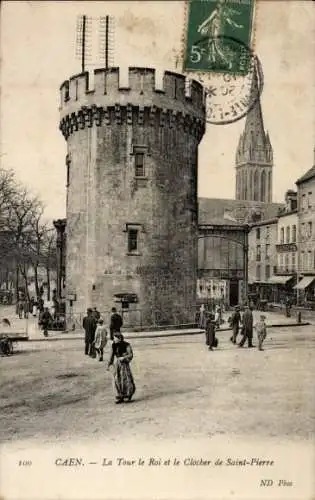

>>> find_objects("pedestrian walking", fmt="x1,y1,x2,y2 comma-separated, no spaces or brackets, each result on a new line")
254,315,267,351
285,296,292,317
109,307,123,340
39,307,52,337
17,300,24,319
93,318,108,361
214,305,222,329
229,305,241,344
82,308,97,357
107,332,136,404
238,305,254,348
199,303,205,329
205,313,218,351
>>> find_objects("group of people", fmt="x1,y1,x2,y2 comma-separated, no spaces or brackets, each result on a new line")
82,307,136,404
229,305,267,351
203,304,267,352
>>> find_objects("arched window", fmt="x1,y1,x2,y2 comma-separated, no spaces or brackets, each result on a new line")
244,171,248,199
254,170,259,201
249,169,254,200
292,225,296,243
286,226,290,243
268,171,272,202
260,170,266,202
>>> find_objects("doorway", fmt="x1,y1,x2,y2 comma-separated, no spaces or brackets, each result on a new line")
229,280,239,306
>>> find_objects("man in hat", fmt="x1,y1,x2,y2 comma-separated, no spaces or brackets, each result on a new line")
205,313,218,351
109,307,123,341
82,308,97,356
229,305,241,344
238,305,254,348
254,315,267,351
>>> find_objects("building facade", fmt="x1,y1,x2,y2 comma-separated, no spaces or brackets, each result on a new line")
59,67,205,326
248,218,278,296
198,221,249,308
248,191,299,303
274,206,298,302
235,68,273,203
295,161,315,305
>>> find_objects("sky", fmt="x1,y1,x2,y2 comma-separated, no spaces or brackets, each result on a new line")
1,0,314,221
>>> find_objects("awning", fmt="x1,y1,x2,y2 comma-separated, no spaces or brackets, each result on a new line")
293,276,315,290
114,293,138,303
267,275,293,285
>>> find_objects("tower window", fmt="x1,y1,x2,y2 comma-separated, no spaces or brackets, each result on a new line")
128,229,138,253
135,153,145,177
66,154,71,188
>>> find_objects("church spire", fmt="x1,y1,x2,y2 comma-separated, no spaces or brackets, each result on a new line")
235,64,273,203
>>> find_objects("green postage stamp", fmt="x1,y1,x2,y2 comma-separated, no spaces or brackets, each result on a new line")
184,0,255,75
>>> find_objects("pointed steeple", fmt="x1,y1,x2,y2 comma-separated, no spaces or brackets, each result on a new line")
237,66,271,164
235,64,273,203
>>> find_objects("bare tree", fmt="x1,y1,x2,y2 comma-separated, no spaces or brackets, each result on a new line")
5,186,43,302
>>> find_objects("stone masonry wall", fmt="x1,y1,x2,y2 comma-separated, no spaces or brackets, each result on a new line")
60,67,205,326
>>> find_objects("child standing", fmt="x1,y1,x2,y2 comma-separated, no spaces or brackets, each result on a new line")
254,315,267,351
93,318,108,361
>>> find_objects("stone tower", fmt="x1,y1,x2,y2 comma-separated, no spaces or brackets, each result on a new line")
235,68,273,203
59,67,205,326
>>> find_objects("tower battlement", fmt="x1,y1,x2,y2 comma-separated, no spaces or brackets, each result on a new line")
59,67,205,118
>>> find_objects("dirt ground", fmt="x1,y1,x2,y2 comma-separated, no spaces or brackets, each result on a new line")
1,325,314,445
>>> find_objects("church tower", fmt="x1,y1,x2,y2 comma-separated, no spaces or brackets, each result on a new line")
235,69,273,203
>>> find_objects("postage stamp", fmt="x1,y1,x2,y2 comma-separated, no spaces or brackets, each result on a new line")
195,37,264,125
183,0,256,75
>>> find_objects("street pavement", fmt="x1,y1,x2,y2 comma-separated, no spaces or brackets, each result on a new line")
0,305,313,342
0,306,312,348
1,318,314,500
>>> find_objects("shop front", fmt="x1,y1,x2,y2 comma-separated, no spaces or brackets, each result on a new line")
294,276,315,307
267,274,296,303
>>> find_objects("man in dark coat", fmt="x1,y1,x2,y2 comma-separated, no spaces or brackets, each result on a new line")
83,308,97,356
205,313,217,351
229,305,241,344
39,307,52,337
238,305,254,348
91,307,101,321
109,307,123,340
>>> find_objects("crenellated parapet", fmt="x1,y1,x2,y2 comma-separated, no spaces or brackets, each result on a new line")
59,104,205,141
59,67,205,138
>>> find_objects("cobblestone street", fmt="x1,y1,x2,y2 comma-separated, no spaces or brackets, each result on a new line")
1,322,314,444
1,312,314,500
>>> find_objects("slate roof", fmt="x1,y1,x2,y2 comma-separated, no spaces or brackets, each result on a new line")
198,197,284,225
296,166,315,185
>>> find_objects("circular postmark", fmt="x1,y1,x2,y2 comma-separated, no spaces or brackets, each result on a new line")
186,36,264,125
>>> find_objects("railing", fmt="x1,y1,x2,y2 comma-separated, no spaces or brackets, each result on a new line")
66,304,226,332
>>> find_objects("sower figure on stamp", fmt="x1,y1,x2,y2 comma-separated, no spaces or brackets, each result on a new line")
83,308,97,357
229,305,241,344
238,305,254,348
109,307,123,341
254,315,267,351
197,0,243,68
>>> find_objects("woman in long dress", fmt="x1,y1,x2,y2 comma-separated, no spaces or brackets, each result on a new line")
107,333,136,404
